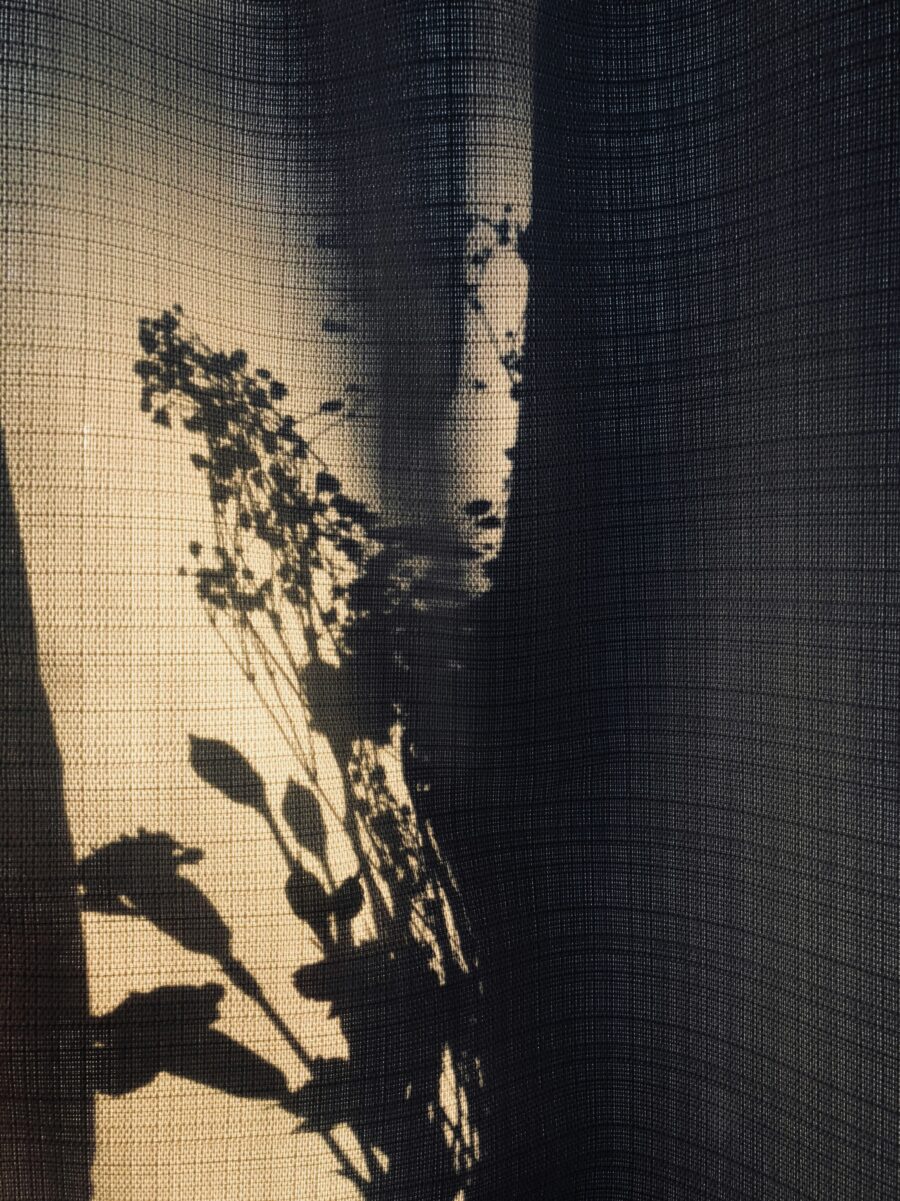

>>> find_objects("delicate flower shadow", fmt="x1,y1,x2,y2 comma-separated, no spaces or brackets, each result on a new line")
86,208,528,1196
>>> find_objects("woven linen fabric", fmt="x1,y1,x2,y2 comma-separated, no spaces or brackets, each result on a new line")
0,2,897,1199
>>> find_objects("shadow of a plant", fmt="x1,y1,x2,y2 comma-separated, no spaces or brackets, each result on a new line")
78,752,472,1196
89,982,300,1113
82,209,527,1196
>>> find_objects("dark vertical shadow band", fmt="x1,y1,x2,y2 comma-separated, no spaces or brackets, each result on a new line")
0,434,93,1199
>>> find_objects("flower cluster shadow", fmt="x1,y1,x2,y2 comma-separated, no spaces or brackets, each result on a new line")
80,209,528,1198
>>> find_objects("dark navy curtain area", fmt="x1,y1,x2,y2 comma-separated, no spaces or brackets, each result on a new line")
500,4,897,1198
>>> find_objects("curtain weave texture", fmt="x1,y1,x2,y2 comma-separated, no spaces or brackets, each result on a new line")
1,2,897,1199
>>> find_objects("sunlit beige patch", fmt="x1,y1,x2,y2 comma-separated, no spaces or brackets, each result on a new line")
3,5,359,1197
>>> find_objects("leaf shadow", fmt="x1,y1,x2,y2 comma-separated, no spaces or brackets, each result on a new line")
91,983,299,1113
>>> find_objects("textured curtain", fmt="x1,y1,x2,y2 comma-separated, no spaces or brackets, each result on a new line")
1,2,897,1199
